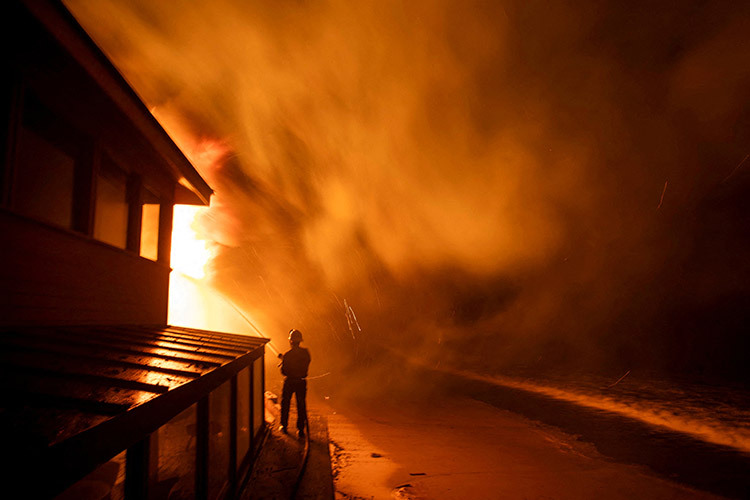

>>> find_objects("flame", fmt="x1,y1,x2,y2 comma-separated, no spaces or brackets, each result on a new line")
170,205,211,280
168,205,255,335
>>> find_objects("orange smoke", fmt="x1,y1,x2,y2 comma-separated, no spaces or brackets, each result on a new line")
168,204,251,334
63,0,750,378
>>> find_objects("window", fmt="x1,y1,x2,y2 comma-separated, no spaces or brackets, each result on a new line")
155,404,197,499
8,92,171,261
209,381,231,500
13,126,75,228
54,450,125,500
140,189,160,261
93,158,128,249
253,357,264,437
12,93,82,230
237,367,251,468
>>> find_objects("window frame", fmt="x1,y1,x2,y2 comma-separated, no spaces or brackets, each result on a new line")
2,82,170,263
8,87,94,233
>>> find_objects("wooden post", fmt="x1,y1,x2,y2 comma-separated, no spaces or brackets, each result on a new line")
0,71,21,207
126,174,143,253
260,351,266,433
157,197,173,266
196,396,209,500
229,375,238,497
73,141,97,235
125,435,151,500
249,359,255,455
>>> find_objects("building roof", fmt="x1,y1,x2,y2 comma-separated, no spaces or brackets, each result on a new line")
0,324,268,496
19,0,213,205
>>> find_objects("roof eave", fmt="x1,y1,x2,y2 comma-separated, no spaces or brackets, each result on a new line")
21,0,214,205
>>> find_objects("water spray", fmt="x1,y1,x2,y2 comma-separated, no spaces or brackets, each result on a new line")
173,271,283,356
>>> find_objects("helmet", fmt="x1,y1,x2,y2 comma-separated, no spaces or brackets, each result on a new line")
288,329,303,343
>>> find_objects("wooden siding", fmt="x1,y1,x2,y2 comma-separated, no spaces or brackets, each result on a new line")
0,210,170,326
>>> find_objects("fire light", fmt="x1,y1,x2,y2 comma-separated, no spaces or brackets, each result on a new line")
170,205,211,280
168,204,263,336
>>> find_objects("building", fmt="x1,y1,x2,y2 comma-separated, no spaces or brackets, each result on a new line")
1,1,269,498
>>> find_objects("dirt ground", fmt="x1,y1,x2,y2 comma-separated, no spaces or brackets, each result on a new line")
319,393,723,500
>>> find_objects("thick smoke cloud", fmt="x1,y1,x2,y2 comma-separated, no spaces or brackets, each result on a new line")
65,0,750,381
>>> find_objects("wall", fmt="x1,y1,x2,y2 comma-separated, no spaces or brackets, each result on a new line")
0,210,169,326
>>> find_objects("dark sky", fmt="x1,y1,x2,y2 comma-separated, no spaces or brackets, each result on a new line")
65,0,750,382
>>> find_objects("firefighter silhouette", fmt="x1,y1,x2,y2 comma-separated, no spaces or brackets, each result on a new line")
278,329,311,438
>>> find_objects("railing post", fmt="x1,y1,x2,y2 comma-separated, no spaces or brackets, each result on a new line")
125,435,150,500
196,396,209,500
261,351,266,434
229,375,238,497
249,360,255,454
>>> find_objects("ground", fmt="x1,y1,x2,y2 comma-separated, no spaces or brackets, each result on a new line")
320,393,722,500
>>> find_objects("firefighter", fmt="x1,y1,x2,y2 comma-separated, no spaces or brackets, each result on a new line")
278,328,311,438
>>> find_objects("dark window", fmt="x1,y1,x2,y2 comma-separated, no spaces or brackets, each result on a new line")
12,93,85,230
54,450,126,500
94,157,128,249
209,381,231,500
13,126,75,227
155,404,197,499
236,367,251,468
253,358,264,437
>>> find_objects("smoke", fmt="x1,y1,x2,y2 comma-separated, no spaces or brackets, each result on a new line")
64,0,750,381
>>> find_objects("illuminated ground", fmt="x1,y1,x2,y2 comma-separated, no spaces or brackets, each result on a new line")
322,393,723,500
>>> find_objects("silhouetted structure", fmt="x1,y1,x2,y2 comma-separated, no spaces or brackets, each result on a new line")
1,1,268,498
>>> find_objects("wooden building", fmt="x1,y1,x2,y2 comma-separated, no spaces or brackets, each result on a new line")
1,1,269,498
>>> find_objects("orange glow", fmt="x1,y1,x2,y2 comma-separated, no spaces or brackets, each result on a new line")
64,1,750,438
168,272,264,335
139,203,160,261
447,367,750,454
168,205,263,335
171,205,211,280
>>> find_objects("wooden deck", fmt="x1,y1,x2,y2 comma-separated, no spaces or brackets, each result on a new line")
0,324,267,498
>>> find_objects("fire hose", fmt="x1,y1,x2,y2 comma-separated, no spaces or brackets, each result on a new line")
290,418,311,500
